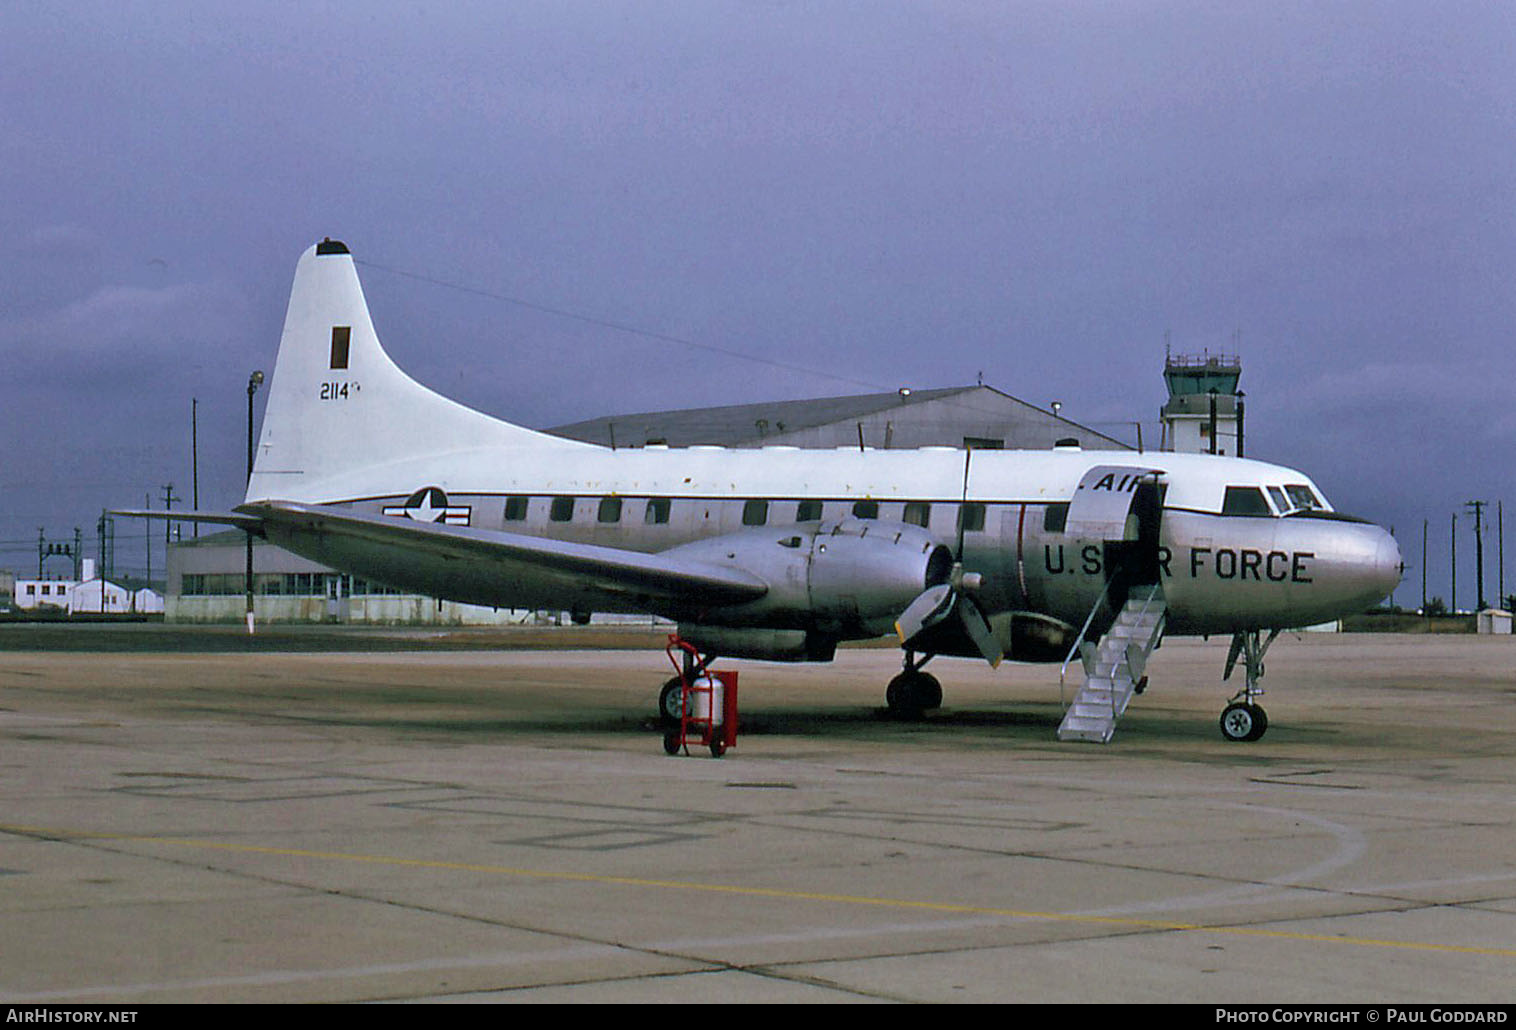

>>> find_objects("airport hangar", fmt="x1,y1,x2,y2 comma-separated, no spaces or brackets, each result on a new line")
164,383,1145,625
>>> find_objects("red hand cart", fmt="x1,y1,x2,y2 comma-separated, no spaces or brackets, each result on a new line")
663,635,738,758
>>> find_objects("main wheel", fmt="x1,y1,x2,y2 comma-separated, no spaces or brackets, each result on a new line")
659,677,685,727
914,672,942,710
885,670,942,718
1219,702,1268,742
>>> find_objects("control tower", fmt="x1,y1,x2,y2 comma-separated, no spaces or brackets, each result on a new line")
1161,351,1244,455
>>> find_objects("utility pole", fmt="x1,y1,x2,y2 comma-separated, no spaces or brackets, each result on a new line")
1466,500,1487,611
246,370,264,635
1500,501,1506,608
191,398,200,538
1421,519,1427,615
1451,513,1457,614
161,483,179,548
97,510,114,582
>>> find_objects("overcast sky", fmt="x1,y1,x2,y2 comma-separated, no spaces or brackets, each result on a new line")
2,2,1513,608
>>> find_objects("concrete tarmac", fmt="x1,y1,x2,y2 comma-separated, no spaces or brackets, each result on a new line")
0,628,1513,1003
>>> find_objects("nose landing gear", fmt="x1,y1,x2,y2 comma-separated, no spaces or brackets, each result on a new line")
1219,628,1279,742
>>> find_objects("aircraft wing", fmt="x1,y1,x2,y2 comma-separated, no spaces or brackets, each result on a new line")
236,500,771,610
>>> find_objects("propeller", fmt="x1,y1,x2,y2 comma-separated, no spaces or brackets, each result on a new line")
894,448,1004,666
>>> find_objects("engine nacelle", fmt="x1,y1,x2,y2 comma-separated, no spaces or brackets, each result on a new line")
661,518,953,638
673,625,838,662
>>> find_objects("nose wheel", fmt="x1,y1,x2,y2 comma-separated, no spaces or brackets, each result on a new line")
1219,700,1268,742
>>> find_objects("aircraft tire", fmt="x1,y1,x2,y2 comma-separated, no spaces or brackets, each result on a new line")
1219,702,1268,742
915,672,943,711
886,671,941,719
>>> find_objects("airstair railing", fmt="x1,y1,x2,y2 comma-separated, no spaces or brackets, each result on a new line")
1059,576,1115,709
1116,584,1167,718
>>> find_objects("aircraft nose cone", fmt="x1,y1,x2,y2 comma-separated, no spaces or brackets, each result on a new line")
1372,526,1404,599
1315,519,1403,613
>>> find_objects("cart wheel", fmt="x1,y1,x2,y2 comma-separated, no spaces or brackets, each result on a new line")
663,732,682,756
709,739,726,758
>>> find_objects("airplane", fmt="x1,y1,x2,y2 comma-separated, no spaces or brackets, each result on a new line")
130,238,1404,742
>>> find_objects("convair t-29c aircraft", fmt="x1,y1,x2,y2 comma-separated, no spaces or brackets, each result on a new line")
186,240,1405,743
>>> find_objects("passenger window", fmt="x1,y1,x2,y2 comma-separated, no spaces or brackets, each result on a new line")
742,499,769,526
503,496,529,522
958,502,986,533
644,498,671,525
598,498,622,523
1222,486,1272,516
796,500,823,522
852,500,879,519
903,502,931,528
550,496,575,522
1044,502,1068,533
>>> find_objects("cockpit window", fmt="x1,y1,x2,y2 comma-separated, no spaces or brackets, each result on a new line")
1222,486,1272,517
1284,484,1324,511
1266,486,1289,513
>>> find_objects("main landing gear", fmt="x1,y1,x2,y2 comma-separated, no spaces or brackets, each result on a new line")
886,651,942,719
1219,628,1279,742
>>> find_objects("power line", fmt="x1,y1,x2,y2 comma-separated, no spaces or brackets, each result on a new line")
355,258,887,394
355,257,1141,448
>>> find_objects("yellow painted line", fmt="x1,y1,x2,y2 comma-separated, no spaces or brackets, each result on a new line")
5,822,1514,959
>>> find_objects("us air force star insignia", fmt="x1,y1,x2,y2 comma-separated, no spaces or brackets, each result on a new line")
382,486,472,525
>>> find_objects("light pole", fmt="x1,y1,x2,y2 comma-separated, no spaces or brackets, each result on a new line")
246,370,264,634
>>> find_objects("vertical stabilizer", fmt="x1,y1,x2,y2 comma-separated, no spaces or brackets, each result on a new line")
247,240,588,504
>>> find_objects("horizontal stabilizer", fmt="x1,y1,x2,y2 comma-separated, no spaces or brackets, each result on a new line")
109,509,266,533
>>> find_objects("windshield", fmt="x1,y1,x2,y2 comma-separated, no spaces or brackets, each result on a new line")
1284,484,1324,511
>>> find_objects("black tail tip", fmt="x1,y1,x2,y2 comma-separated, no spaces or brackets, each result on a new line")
316,238,350,255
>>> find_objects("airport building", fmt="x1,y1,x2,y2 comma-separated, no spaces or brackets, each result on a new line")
164,382,1132,624
12,560,162,616
549,383,1134,452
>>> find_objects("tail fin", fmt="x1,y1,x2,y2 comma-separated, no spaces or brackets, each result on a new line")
247,239,588,504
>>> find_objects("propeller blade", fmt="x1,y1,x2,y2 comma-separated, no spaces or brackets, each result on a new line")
895,583,956,644
957,593,1004,668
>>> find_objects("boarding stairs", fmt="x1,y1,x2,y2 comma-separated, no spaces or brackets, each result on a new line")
1058,583,1166,743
